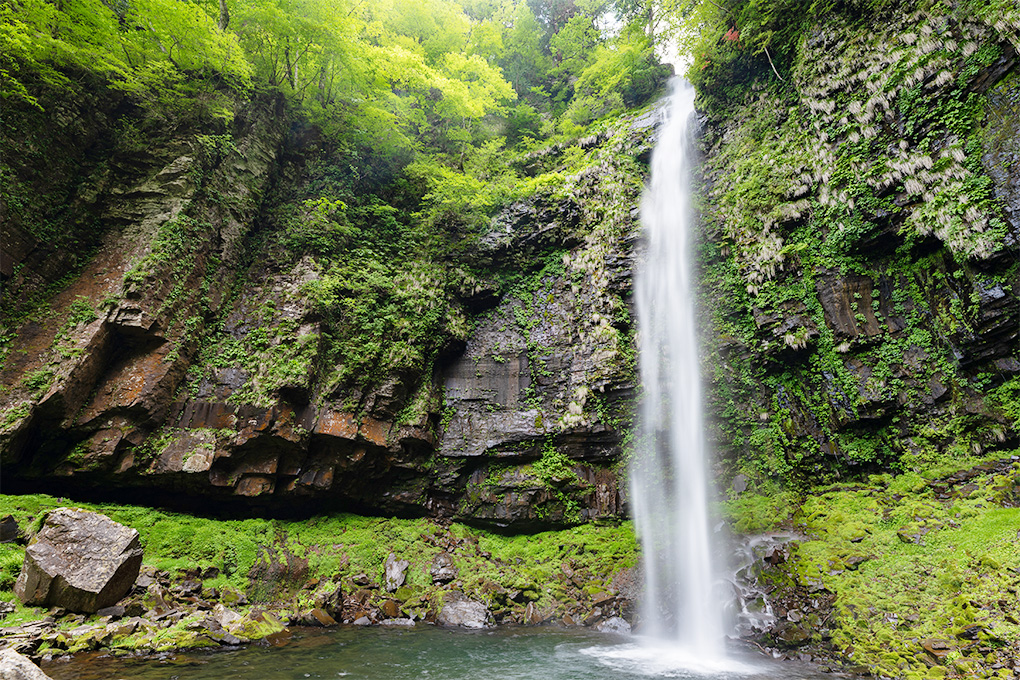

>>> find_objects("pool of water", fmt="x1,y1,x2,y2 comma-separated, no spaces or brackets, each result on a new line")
41,626,851,680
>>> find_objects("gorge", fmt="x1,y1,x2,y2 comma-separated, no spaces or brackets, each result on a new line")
1,0,1019,678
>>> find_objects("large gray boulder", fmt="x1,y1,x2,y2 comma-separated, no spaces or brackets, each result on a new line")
14,508,143,613
0,648,54,679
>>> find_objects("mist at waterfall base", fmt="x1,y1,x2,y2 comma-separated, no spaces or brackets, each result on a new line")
627,78,750,675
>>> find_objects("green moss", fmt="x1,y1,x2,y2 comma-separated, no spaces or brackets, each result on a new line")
721,491,798,533
0,493,639,637
736,456,1020,677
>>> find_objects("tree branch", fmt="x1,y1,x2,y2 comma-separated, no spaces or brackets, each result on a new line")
763,44,785,82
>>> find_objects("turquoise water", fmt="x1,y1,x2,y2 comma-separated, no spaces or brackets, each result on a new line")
41,626,850,680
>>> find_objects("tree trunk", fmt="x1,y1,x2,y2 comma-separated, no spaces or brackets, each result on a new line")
218,0,230,31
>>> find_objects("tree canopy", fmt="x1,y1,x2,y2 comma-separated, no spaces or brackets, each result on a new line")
2,0,669,149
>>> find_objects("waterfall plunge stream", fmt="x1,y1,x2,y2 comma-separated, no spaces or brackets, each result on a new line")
630,78,728,665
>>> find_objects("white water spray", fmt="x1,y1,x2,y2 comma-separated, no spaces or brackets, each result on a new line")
630,78,726,661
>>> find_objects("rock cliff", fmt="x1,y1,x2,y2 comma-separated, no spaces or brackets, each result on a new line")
697,5,1020,488
0,84,652,529
2,1,1018,531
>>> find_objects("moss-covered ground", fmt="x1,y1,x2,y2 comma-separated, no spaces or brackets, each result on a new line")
725,453,1020,679
6,450,1020,679
0,494,636,653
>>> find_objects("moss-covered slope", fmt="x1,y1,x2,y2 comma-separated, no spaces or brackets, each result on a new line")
697,2,1019,489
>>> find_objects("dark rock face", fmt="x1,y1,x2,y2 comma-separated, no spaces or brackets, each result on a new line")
0,85,651,530
14,509,143,614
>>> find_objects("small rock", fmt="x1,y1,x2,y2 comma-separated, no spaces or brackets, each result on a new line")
124,602,146,618
314,585,343,620
0,516,20,544
220,587,247,606
211,603,242,629
921,639,952,658
302,608,337,627
774,621,810,648
437,592,490,629
384,554,410,592
380,618,415,627
381,600,401,618
764,546,788,566
96,605,125,620
956,624,985,640
429,552,458,584
595,616,631,634
844,554,871,570
204,629,243,646
352,573,374,588
0,647,54,679
732,474,748,493
352,616,372,626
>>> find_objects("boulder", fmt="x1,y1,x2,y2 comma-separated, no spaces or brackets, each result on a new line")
429,552,458,584
384,553,409,592
595,616,631,634
301,608,337,627
14,508,143,614
0,648,54,680
314,583,343,620
436,592,490,629
0,516,20,544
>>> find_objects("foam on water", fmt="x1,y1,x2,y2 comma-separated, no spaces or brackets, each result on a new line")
580,641,762,678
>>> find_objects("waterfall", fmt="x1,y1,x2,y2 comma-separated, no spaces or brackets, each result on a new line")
630,78,726,660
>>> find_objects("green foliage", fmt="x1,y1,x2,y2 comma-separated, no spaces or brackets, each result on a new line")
304,256,451,391
721,490,797,532
277,197,358,256
0,545,22,590
532,439,576,485
19,368,53,400
65,296,97,327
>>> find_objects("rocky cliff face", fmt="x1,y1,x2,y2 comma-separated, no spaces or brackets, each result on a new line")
1,86,653,529
3,2,1018,530
698,6,1020,487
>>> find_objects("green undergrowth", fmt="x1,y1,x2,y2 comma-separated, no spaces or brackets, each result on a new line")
725,453,1020,679
0,494,636,629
